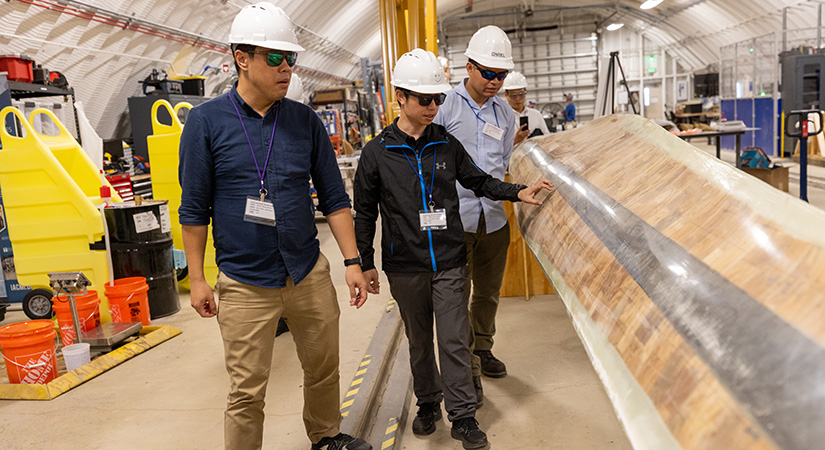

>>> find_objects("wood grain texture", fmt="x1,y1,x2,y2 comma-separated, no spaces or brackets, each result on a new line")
510,114,825,450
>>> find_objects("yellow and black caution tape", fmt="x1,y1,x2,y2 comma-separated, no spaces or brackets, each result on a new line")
340,353,372,417
381,416,400,449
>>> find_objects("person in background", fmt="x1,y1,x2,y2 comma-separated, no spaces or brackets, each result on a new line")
285,73,304,102
439,56,452,83
354,48,553,450
564,92,576,129
433,25,517,406
178,3,371,450
503,71,550,145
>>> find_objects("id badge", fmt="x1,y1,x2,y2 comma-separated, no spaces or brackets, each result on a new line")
244,196,276,227
419,209,447,230
483,122,504,141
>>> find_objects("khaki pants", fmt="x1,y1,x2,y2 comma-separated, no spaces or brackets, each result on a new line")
216,252,341,450
465,213,510,377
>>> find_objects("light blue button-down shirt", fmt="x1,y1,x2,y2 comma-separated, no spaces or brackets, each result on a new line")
434,78,517,233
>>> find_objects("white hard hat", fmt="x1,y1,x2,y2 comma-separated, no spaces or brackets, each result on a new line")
503,71,528,90
391,48,451,94
464,25,514,69
438,56,449,70
286,74,303,101
228,2,305,52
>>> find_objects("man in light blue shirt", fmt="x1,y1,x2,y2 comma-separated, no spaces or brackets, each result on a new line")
433,25,517,405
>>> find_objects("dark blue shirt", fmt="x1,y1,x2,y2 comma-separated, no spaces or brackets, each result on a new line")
564,102,576,122
179,87,350,288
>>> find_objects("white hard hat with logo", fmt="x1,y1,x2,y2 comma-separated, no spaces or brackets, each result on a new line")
286,74,304,101
464,25,514,69
503,71,528,90
391,48,451,94
228,2,305,52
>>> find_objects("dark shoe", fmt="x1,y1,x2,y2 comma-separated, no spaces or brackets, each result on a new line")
474,350,506,378
451,417,488,449
412,401,442,435
473,375,484,409
311,433,372,450
276,317,290,337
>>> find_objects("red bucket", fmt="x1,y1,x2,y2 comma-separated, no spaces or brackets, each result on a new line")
0,320,58,384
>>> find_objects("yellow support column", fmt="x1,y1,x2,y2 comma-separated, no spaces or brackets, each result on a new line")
425,0,437,54
379,0,436,122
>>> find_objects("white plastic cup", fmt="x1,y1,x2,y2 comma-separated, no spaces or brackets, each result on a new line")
62,343,91,372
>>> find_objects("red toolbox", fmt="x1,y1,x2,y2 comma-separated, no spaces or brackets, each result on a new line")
106,173,134,202
0,55,34,83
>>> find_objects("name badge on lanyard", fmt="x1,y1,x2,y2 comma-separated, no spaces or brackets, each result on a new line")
483,122,504,141
420,208,447,230
245,196,276,227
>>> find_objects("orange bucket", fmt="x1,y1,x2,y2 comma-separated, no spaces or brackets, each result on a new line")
0,320,58,384
52,291,101,347
105,277,151,326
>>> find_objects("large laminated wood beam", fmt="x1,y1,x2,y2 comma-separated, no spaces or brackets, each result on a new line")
510,114,825,450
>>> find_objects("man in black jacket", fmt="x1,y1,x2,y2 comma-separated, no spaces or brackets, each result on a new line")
354,49,553,450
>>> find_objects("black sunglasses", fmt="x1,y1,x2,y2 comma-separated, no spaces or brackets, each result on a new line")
471,61,508,81
252,50,298,67
402,90,447,106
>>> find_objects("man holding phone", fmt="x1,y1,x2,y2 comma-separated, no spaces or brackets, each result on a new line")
433,25,519,406
503,71,550,145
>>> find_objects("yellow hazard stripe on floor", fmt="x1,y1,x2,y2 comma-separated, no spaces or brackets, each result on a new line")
340,353,372,416
386,298,397,312
0,325,181,400
382,417,400,450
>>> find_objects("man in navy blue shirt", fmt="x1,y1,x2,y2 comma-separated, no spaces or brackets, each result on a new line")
178,3,371,450
564,92,576,128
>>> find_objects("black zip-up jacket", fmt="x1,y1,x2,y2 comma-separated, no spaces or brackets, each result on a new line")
354,121,526,273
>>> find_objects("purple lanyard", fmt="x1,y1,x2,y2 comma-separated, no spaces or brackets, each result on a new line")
228,92,279,200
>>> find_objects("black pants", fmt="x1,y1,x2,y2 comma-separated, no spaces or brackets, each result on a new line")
386,266,476,421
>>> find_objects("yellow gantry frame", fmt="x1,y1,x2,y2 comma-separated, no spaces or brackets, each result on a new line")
379,0,438,123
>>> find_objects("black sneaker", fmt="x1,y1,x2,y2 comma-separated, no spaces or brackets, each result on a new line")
451,417,488,449
311,433,372,450
412,402,442,435
276,317,290,337
473,375,484,409
474,350,506,378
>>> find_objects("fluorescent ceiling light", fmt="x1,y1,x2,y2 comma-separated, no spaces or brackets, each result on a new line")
606,23,624,31
640,0,663,9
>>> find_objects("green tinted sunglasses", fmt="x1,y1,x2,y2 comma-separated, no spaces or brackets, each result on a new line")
253,50,298,67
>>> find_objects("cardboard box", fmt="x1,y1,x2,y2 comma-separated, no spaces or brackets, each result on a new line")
741,165,790,192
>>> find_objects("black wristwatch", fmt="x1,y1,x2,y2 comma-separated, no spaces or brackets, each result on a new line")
344,256,362,267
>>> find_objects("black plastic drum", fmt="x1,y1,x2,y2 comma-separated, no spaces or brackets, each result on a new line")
105,200,180,319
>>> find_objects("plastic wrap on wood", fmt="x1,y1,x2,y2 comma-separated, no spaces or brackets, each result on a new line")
510,114,825,450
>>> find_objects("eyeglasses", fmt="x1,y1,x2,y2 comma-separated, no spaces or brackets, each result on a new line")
403,90,447,107
252,50,298,67
471,61,508,81
507,91,527,99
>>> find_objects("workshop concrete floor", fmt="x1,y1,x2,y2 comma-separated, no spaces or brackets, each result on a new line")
0,224,629,450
